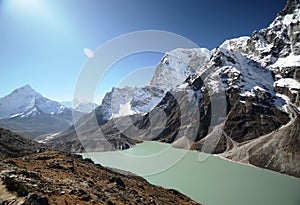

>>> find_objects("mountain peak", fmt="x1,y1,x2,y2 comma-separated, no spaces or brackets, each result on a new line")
149,48,211,90
17,84,34,91
0,85,66,119
22,84,32,89
270,0,299,28
10,84,42,99
280,0,300,15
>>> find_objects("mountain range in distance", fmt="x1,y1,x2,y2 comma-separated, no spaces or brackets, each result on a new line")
0,84,97,138
60,99,98,114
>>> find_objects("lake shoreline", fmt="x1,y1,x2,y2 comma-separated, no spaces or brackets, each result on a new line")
81,141,300,205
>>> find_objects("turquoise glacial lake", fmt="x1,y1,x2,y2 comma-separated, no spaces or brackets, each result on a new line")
82,141,300,205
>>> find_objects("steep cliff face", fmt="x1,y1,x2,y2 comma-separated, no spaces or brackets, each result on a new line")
95,86,165,122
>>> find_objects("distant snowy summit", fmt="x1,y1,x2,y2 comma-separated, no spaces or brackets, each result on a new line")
0,84,67,119
60,99,98,114
0,85,83,138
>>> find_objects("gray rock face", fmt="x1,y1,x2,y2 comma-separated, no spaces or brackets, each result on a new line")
222,105,300,178
290,20,300,55
281,0,300,16
95,86,165,123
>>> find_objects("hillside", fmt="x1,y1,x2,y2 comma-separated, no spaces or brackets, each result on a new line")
0,151,200,205
0,127,47,157
0,128,200,204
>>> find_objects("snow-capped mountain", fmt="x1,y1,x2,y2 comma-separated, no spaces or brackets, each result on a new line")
220,0,300,109
149,48,211,90
202,48,275,96
0,85,82,138
60,99,98,114
0,85,66,119
220,0,300,68
95,48,211,122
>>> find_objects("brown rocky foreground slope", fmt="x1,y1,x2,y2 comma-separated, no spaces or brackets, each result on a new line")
0,151,200,205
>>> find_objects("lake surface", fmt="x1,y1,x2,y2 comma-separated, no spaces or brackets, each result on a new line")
82,141,300,205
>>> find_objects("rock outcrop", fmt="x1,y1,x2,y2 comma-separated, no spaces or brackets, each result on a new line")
222,105,300,178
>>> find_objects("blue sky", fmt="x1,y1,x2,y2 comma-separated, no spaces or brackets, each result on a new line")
0,0,286,103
